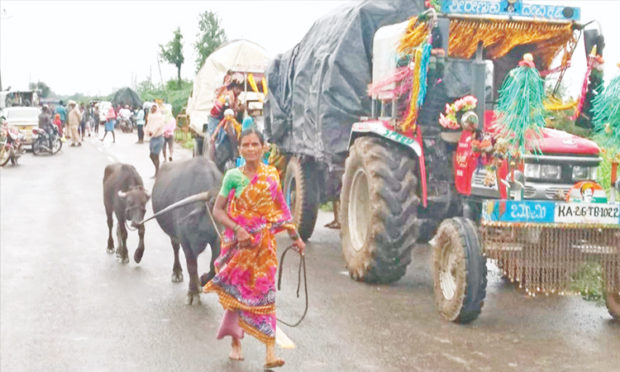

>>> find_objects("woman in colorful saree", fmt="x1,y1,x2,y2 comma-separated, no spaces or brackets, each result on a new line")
204,128,305,369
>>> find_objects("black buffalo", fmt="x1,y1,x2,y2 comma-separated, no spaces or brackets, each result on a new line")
151,157,222,304
103,163,150,263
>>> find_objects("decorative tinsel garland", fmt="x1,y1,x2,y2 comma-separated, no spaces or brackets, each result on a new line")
495,54,547,156
401,42,432,133
592,70,620,151
448,19,574,69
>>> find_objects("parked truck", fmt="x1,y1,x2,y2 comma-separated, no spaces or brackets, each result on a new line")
265,0,619,322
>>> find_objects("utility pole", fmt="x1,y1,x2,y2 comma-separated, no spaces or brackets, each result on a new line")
157,56,164,88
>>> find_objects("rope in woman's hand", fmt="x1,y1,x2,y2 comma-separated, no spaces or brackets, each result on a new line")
276,244,309,327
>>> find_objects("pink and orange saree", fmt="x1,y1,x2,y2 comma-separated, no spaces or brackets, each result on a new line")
203,164,295,344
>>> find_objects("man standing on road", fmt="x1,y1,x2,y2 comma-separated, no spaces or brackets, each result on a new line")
135,105,145,144
93,104,100,136
79,103,89,140
145,104,166,178
54,100,67,140
67,101,82,147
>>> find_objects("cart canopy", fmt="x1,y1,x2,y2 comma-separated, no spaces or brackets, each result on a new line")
187,39,271,134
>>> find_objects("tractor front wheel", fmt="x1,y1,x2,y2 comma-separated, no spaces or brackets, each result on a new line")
432,217,487,323
604,269,620,320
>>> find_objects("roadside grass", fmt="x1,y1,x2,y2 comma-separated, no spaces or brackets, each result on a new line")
174,129,194,150
569,262,605,305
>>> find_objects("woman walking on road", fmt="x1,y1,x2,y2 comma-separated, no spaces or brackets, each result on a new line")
204,128,305,369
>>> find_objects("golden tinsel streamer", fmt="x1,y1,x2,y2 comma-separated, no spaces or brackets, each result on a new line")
398,17,430,54
400,47,423,133
448,19,575,69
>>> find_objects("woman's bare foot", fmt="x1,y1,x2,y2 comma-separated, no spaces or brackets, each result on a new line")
265,343,284,368
229,337,243,361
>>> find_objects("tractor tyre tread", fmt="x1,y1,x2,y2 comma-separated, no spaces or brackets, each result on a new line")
341,137,419,284
432,217,487,324
285,157,319,241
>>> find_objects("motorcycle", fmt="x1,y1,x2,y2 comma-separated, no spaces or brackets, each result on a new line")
118,117,133,133
0,121,25,166
32,125,62,155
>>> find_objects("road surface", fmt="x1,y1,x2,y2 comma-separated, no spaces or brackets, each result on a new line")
1,131,618,371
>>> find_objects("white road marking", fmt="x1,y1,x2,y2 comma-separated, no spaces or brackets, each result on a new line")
275,326,295,349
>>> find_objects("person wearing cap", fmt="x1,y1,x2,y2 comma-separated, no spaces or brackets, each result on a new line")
145,104,166,178
67,101,82,147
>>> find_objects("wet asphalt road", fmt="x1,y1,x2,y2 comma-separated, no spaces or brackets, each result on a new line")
1,131,619,372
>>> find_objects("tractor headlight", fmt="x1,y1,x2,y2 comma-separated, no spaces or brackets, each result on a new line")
540,164,561,180
524,163,540,178
572,165,597,181
525,163,561,180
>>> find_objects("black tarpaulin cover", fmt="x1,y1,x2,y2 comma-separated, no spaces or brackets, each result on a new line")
264,0,424,165
111,87,142,108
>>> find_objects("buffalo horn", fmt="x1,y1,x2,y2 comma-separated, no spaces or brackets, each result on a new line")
138,191,210,225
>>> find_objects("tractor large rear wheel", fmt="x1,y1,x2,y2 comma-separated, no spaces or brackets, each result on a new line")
283,157,319,241
340,137,419,283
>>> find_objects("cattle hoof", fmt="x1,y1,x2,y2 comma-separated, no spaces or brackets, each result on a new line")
171,272,183,283
134,248,144,263
106,247,114,254
122,256,129,264
186,293,201,305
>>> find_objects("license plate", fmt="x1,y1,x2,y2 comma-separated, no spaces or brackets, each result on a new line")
481,200,620,226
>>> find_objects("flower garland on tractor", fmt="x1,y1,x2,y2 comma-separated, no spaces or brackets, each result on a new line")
439,95,477,130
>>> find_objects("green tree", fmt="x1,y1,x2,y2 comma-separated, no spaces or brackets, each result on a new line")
159,27,185,88
28,81,52,98
194,11,227,73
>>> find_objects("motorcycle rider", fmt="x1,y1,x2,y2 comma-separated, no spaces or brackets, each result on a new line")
38,105,55,150
118,105,132,131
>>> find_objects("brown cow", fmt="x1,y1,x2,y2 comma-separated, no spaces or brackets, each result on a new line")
103,163,150,263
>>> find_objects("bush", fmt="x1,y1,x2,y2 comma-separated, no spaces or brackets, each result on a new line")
569,262,605,304
137,78,192,117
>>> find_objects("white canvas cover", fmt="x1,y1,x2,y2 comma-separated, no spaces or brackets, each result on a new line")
187,39,270,134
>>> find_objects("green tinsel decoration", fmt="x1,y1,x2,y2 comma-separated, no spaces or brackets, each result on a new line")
591,73,620,150
496,58,547,156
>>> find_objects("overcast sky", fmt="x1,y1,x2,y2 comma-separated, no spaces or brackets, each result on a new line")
1,0,618,98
